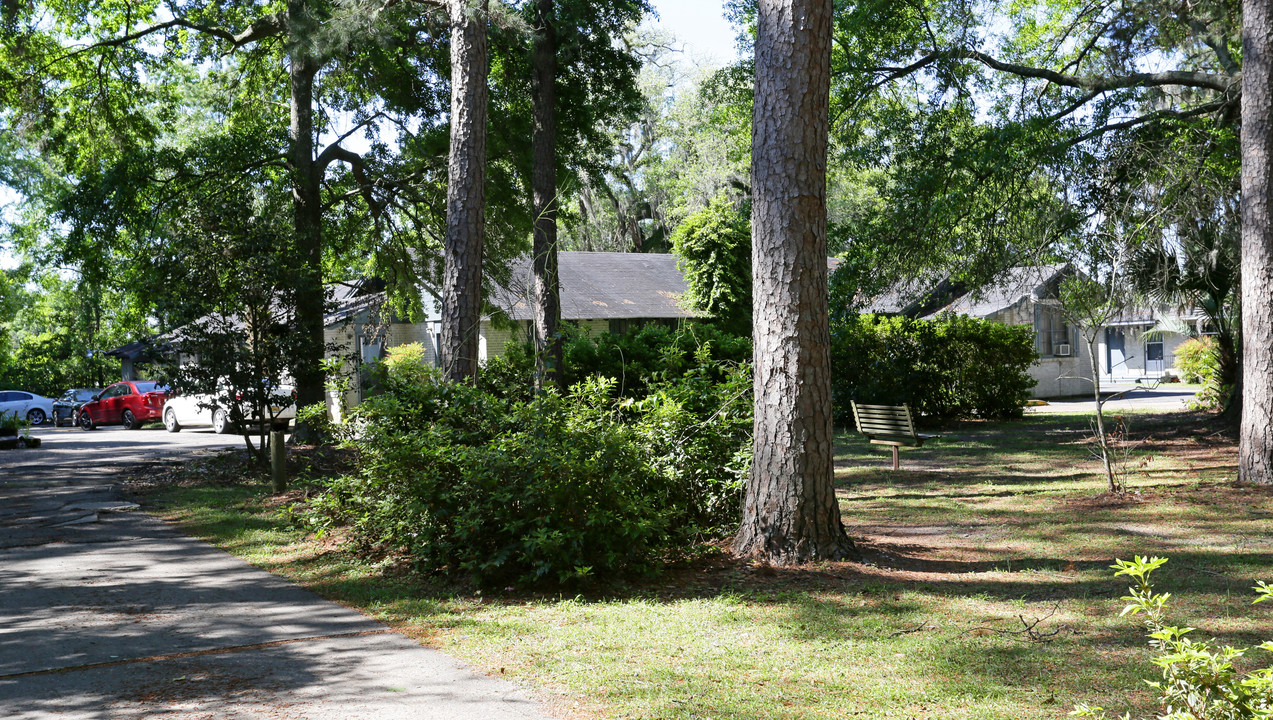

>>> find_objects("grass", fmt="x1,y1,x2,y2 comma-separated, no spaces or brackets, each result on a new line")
130,409,1271,720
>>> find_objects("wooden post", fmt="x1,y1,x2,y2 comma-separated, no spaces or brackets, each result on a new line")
270,429,287,493
892,445,900,471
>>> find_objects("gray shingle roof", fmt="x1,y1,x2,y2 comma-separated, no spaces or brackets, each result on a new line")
925,264,1071,319
492,252,698,321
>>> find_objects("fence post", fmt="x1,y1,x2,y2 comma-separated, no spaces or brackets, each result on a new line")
270,428,287,493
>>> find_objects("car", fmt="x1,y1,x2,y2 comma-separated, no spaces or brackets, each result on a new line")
52,388,101,427
0,391,55,426
77,381,169,430
162,384,297,434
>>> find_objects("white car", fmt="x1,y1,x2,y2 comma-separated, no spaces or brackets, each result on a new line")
0,391,55,426
162,388,296,434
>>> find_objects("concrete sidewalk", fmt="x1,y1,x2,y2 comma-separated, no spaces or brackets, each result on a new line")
1025,384,1200,415
0,445,557,719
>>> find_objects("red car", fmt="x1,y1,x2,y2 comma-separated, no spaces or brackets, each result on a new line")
78,381,169,431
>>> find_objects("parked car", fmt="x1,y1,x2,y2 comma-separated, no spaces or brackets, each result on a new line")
163,384,296,434
0,390,55,425
52,388,101,427
77,381,169,430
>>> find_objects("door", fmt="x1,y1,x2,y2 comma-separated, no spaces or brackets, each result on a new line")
1146,340,1165,374
101,384,129,422
1106,328,1126,375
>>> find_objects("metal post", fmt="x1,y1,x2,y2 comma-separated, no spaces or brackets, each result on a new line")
270,429,287,493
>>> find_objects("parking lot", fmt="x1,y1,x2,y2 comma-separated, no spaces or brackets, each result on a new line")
0,424,273,486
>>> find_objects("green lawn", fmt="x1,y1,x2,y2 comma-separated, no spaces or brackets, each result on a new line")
132,409,1269,720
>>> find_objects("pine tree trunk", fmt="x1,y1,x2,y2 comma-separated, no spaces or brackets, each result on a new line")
531,0,562,391
441,0,490,383
286,5,326,441
733,0,856,564
1241,0,1273,483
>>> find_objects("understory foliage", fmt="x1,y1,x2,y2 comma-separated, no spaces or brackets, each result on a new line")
481,323,752,403
1073,557,1273,720
829,313,1036,421
1175,337,1220,385
303,341,751,587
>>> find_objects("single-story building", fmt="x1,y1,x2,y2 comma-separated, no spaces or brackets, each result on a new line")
321,251,701,414
862,264,1201,398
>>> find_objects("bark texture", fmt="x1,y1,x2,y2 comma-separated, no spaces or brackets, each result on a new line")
1242,0,1273,483
441,0,490,382
286,2,326,441
531,0,562,391
733,0,856,564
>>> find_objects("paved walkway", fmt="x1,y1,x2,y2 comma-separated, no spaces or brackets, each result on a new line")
1025,384,1200,414
0,430,556,719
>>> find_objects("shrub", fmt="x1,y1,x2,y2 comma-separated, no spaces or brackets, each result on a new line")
561,322,751,400
304,363,752,587
1175,336,1220,384
631,350,753,537
829,313,1036,422
1072,557,1273,719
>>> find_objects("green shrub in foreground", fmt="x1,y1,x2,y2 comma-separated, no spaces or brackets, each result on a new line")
1073,557,1273,719
305,355,751,587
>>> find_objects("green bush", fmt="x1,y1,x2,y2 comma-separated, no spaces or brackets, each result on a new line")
829,313,1036,421
1175,336,1220,384
561,322,751,400
1073,557,1273,719
631,349,753,537
304,356,753,587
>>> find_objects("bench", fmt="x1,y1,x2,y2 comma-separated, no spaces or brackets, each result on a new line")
850,402,937,470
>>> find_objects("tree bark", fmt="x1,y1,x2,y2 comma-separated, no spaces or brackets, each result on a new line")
531,0,561,391
441,0,490,383
286,1,326,441
1241,0,1273,483
733,0,856,564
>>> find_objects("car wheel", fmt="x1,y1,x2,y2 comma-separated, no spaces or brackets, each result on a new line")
122,409,140,430
79,411,96,431
212,409,234,435
164,407,182,433
26,408,46,426
53,411,63,428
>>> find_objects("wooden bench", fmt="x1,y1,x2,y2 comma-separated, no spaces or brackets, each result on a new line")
850,402,937,470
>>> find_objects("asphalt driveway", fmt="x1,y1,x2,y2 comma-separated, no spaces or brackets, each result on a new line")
0,426,556,719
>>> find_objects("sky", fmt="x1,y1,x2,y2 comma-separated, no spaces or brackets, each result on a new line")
646,0,743,66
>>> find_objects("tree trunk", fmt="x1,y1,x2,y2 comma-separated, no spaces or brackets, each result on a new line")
286,5,326,442
441,0,490,383
1241,0,1273,483
531,0,562,391
733,0,856,564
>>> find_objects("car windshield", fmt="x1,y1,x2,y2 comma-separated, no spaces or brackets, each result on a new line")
133,382,167,393
74,389,98,401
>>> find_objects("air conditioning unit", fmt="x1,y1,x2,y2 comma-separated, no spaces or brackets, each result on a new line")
1054,343,1072,357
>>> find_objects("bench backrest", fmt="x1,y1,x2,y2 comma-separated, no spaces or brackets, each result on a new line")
851,402,918,441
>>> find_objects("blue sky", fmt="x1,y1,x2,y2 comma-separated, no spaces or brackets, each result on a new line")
647,0,743,65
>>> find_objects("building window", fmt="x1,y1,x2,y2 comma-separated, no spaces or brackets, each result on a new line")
1036,304,1071,357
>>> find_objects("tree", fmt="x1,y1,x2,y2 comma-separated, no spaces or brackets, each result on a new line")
1240,0,1273,484
733,0,856,564
0,1,441,435
529,0,562,390
670,194,752,334
1057,268,1136,494
441,0,491,382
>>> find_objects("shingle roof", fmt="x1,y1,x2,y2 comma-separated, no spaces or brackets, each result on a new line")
925,264,1071,319
492,252,698,321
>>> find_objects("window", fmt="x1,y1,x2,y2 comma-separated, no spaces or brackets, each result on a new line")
133,382,165,393
10,392,31,401
1036,304,1071,357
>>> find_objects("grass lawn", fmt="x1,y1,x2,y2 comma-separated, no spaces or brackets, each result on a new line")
129,409,1270,720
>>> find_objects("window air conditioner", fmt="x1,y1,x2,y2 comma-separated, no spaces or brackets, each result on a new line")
1054,343,1072,357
